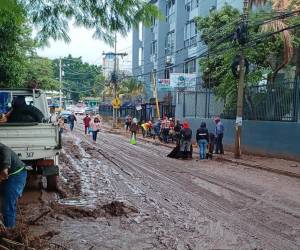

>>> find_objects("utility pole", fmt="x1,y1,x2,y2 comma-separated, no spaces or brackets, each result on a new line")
152,70,160,119
103,34,128,127
59,58,62,110
234,0,249,158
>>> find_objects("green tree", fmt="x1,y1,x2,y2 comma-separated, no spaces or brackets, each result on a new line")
119,78,144,97
0,1,34,87
196,4,299,114
53,55,105,102
19,0,162,44
23,57,60,90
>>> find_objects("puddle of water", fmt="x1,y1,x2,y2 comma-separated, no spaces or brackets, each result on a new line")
58,196,99,208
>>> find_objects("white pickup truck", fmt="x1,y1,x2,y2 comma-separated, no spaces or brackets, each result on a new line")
0,89,61,190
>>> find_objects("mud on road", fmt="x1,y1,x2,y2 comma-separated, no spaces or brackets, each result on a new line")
15,127,300,249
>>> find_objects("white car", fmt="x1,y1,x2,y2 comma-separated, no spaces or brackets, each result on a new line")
74,106,85,115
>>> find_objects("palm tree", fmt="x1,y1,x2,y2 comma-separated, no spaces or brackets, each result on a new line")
250,0,300,79
118,79,145,101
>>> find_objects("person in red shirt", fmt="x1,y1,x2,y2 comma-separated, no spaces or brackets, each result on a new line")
83,114,91,134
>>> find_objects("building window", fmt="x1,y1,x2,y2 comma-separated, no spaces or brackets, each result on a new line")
166,0,176,25
151,40,157,55
138,47,143,66
138,22,143,41
184,20,197,48
184,59,196,73
165,31,175,55
185,0,199,12
164,66,173,79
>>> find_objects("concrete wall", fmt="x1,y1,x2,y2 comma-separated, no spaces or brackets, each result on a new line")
184,117,300,160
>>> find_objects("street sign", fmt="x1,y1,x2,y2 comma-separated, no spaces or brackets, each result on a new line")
112,97,121,109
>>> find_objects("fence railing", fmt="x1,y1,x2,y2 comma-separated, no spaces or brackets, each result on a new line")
99,102,176,122
179,79,300,122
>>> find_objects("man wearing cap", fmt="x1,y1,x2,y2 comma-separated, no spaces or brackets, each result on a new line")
214,117,224,154
0,143,27,228
180,121,193,159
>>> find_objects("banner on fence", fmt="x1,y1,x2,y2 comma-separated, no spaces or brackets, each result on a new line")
170,73,198,90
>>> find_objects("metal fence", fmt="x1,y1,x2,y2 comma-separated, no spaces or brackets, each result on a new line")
178,90,224,119
99,102,176,122
180,79,300,122
223,80,300,122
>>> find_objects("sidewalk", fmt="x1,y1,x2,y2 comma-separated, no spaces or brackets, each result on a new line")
103,123,300,179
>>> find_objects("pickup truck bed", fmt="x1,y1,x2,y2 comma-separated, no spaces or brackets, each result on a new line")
0,123,60,161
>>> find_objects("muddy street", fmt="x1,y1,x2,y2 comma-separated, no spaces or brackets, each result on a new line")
17,127,300,250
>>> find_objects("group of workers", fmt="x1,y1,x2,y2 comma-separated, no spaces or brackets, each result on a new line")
125,115,224,160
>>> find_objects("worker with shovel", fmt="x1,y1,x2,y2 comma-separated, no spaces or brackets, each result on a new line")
0,143,27,228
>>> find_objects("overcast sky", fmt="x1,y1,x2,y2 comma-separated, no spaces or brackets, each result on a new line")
37,25,133,71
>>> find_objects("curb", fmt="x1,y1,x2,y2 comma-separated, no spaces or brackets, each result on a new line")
218,157,300,179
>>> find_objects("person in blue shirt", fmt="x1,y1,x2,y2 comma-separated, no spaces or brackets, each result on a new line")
214,117,224,154
67,112,77,131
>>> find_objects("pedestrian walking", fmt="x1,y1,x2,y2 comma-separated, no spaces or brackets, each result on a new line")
57,116,65,135
196,122,209,160
83,114,91,135
67,112,77,132
180,121,193,159
89,116,101,143
214,117,224,154
130,118,138,145
0,143,27,228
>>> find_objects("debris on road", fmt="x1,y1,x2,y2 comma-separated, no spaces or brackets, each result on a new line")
11,128,300,249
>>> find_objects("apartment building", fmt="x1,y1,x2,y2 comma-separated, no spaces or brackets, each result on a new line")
132,0,242,101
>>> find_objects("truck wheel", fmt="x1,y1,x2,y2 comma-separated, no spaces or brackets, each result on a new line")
46,175,58,191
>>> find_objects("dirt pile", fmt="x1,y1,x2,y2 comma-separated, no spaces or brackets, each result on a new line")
102,201,138,217
52,200,138,219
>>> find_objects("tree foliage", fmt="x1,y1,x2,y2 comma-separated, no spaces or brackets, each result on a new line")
119,78,144,96
20,0,162,45
53,55,105,102
23,57,59,90
196,4,299,111
0,1,34,87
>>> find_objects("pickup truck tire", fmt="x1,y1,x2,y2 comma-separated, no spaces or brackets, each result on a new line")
46,175,58,191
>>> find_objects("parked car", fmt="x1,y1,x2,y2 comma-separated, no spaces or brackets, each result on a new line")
74,106,85,115
84,107,94,115
93,106,99,114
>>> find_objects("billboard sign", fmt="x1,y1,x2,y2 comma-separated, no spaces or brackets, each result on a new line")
170,73,198,90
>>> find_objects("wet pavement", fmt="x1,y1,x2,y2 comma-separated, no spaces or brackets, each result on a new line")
15,125,300,249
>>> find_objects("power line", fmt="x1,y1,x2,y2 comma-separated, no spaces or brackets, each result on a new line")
131,10,299,74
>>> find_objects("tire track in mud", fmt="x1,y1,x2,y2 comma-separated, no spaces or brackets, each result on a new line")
72,127,300,250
